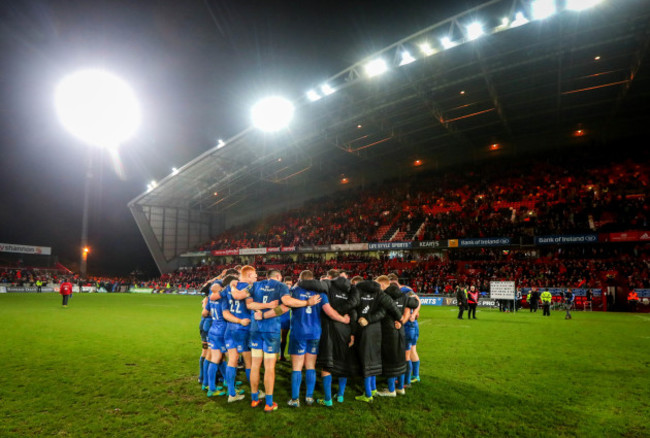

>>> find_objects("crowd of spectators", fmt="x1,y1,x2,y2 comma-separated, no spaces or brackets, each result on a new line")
149,244,650,294
197,152,650,251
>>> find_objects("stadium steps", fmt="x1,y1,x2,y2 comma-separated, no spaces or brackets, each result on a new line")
403,220,426,240
374,225,390,241
380,224,400,241
391,230,407,241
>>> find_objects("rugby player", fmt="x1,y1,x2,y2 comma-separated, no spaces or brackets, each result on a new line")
316,270,359,406
287,270,350,408
376,275,418,397
246,269,288,412
354,279,402,402
388,273,421,388
203,278,231,397
222,266,257,403
279,276,293,361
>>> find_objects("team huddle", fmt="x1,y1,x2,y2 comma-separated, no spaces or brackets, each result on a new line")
197,266,422,412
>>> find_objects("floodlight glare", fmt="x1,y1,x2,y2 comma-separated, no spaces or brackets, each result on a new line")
440,37,456,50
171,167,179,176
306,90,321,101
511,12,530,27
251,96,294,132
400,51,416,66
321,84,335,95
498,17,510,29
217,139,226,148
55,69,140,148
531,0,556,20
418,43,436,57
566,0,604,11
365,59,388,77
466,22,484,40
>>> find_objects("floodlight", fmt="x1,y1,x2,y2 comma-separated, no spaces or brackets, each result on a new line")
150,180,158,188
566,0,604,11
511,12,529,27
171,167,179,176
217,139,225,148
365,59,388,77
307,90,321,101
531,0,556,20
419,43,436,57
321,84,335,95
498,17,510,29
55,69,140,148
440,37,456,50
400,51,416,66
466,22,484,40
251,96,294,132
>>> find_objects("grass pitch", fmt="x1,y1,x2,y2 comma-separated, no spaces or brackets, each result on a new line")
0,293,648,437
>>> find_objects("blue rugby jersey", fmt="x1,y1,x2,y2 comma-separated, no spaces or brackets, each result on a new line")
249,279,290,334
221,282,253,332
207,294,227,333
401,285,419,329
289,287,328,340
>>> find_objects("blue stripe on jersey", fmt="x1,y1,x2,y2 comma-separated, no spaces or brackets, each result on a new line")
289,288,328,340
250,279,290,334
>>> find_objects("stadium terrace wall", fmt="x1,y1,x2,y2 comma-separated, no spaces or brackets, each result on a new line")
179,231,650,258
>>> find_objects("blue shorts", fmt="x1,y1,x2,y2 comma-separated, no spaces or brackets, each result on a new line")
207,330,226,353
288,337,319,356
225,328,251,353
250,331,281,354
405,324,419,350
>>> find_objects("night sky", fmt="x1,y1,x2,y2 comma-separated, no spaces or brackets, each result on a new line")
0,0,482,276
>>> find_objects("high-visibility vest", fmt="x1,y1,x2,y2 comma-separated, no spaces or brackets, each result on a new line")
541,291,552,303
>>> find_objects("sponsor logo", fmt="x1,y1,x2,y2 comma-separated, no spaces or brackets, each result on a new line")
361,305,370,314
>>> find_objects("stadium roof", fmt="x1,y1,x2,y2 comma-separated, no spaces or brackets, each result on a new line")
129,0,650,273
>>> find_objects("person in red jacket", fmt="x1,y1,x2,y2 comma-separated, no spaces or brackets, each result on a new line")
627,291,639,312
60,279,73,307
467,285,479,320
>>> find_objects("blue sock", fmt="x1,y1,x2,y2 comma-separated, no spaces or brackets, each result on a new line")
199,356,205,381
371,376,377,391
338,377,347,397
207,361,218,391
406,360,412,383
226,366,237,397
252,391,259,402
364,377,373,398
266,394,273,407
306,369,316,398
388,377,396,392
323,374,332,402
398,373,405,389
291,371,302,400
219,362,227,384
245,368,251,383
413,360,420,378
202,358,210,386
